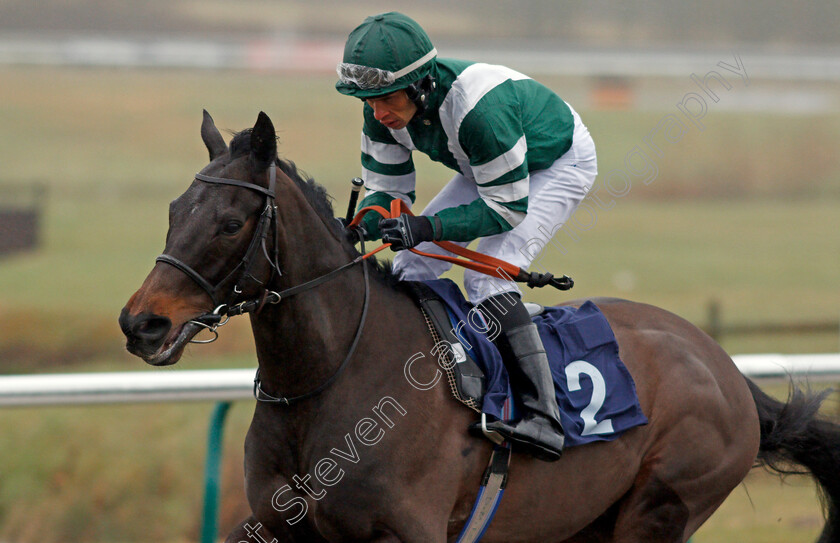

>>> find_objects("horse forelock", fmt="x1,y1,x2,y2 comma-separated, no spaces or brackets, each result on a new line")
227,130,330,215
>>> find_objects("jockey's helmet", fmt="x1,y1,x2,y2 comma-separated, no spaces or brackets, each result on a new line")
336,12,437,99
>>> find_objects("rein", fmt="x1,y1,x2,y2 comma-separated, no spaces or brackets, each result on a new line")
349,198,574,291
155,165,372,406
253,240,371,405
155,168,569,406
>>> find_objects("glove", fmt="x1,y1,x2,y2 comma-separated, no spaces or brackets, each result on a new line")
379,215,440,251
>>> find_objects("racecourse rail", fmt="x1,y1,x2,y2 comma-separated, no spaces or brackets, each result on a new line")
1,353,839,542
2,36,840,82
1,354,839,407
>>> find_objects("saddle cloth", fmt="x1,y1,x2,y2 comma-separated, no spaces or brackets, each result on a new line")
414,279,648,448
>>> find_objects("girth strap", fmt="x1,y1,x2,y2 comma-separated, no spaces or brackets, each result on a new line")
456,445,511,543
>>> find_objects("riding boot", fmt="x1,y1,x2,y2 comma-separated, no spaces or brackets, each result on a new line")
469,294,565,462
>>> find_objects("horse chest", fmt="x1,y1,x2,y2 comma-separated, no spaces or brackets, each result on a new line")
245,400,413,535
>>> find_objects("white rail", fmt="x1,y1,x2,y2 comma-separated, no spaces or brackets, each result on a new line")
732,353,840,381
0,354,839,408
0,368,255,407
1,37,840,82
0,353,840,407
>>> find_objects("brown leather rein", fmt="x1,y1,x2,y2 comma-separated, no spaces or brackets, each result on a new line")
154,165,371,405
153,167,570,405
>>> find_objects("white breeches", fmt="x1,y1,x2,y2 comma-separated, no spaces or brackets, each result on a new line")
393,108,597,304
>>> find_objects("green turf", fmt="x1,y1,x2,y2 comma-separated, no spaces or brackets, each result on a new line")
0,66,838,541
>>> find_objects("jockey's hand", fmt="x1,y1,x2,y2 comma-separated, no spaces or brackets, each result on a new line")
379,215,438,251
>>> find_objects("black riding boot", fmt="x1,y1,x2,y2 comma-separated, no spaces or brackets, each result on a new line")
470,293,565,462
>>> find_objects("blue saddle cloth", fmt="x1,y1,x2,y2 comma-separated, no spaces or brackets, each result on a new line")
422,279,648,448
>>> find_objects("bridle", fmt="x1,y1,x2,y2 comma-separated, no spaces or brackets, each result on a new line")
155,163,370,405
156,166,282,314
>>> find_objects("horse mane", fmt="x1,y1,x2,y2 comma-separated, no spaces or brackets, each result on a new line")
228,129,405,289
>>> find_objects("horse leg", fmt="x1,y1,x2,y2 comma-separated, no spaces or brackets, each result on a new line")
594,300,760,543
609,423,755,543
608,466,690,543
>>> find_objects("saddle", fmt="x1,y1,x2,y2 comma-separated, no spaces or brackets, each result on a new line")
406,279,648,542
406,281,487,413
406,281,549,416
406,279,649,449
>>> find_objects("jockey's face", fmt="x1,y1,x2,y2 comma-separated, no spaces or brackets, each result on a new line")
365,90,417,130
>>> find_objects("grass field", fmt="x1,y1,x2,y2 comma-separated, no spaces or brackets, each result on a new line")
0,66,838,541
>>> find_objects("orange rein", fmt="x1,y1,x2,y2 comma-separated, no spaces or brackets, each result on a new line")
347,198,524,282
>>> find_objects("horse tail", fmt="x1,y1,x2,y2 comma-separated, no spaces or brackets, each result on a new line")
746,377,840,543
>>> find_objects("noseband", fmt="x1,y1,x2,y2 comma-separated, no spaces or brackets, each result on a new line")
155,164,371,405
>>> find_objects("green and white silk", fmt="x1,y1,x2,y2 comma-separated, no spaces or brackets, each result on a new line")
357,58,576,242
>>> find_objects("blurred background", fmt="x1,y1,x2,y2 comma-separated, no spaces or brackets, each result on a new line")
0,1,838,541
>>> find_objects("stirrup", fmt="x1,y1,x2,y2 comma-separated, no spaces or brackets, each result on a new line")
479,413,506,446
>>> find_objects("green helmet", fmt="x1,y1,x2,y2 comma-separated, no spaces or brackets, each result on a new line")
336,12,437,99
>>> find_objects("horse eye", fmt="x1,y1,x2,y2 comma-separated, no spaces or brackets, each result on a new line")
221,220,243,235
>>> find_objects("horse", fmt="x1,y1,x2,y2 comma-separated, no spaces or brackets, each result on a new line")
120,111,840,542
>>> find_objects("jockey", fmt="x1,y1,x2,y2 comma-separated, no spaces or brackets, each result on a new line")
336,12,597,462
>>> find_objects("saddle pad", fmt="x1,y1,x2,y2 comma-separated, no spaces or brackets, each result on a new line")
421,279,648,448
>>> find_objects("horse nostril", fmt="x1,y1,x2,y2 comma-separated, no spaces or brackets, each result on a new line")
119,309,172,347
135,316,172,343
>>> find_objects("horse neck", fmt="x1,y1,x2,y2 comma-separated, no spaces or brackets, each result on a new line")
247,181,417,405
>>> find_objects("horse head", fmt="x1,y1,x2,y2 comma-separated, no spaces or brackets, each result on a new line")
119,111,284,366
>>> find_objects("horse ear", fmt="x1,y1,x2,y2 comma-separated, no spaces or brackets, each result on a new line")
250,111,277,169
201,110,228,161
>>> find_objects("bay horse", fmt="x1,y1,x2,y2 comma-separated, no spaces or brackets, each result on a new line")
120,111,840,542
